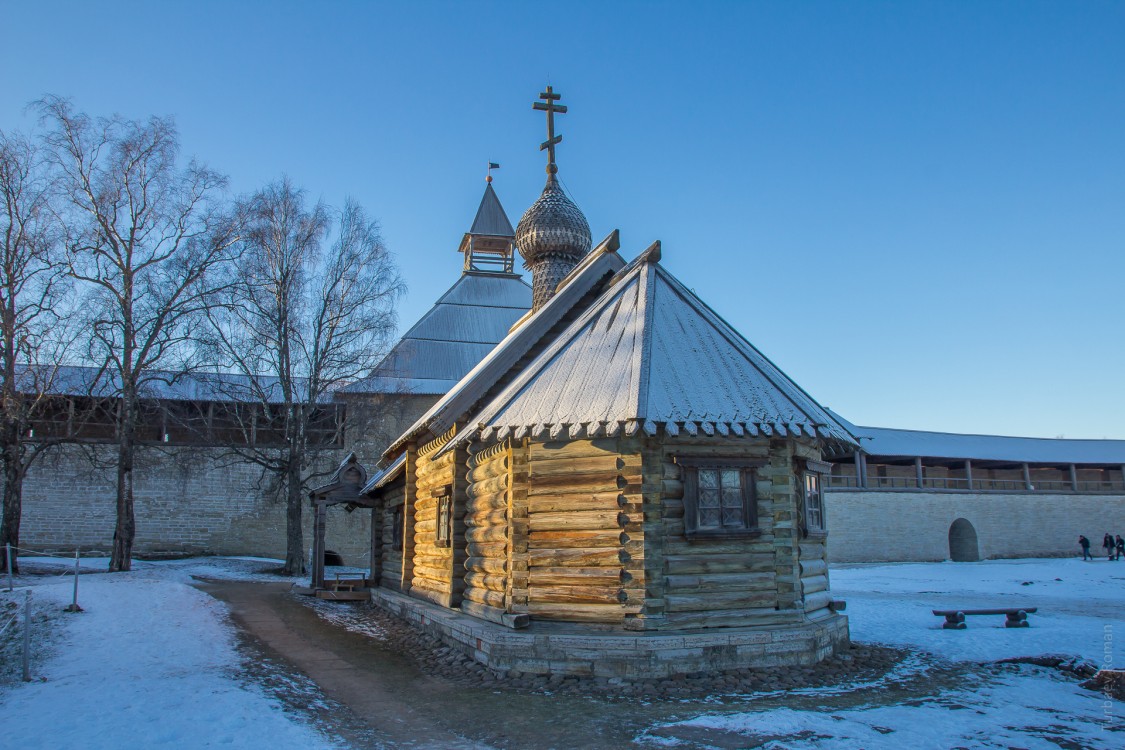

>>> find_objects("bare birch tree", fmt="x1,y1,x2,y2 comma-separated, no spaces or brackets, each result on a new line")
38,97,241,572
0,129,72,573
205,178,403,575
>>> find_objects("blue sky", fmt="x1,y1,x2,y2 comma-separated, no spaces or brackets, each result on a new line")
3,1,1123,438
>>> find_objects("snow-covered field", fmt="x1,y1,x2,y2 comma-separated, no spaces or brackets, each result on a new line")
0,556,340,750
0,555,1122,748
646,558,1125,748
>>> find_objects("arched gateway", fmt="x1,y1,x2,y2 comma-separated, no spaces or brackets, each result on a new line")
948,518,980,562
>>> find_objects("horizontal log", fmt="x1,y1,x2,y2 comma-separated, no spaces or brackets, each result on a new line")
466,508,508,528
664,572,774,592
415,463,454,486
467,455,509,485
466,493,507,514
410,576,452,596
468,474,509,497
528,529,623,549
414,519,436,534
662,462,681,480
466,525,507,543
664,539,777,556
528,547,626,567
528,493,623,514
802,574,829,595
799,542,827,559
800,558,828,577
661,479,685,499
463,587,505,608
529,510,621,532
664,553,775,575
665,590,777,612
465,557,507,575
529,567,624,587
528,469,642,492
464,572,507,593
530,439,628,461
529,454,639,478
466,541,507,559
413,554,450,570
526,602,639,622
412,564,450,583
804,590,832,612
529,584,623,605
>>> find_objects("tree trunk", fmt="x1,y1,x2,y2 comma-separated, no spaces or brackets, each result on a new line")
110,407,136,572
0,426,23,575
283,453,305,576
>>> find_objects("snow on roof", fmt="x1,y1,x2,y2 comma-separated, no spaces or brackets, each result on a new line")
382,231,627,458
344,271,531,395
846,422,1125,465
444,243,855,450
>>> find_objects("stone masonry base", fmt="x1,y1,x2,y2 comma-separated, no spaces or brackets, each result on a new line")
369,588,850,679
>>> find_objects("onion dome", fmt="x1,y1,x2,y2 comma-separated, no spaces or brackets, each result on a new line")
515,174,592,309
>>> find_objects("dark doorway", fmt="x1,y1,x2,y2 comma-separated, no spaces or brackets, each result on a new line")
948,518,980,562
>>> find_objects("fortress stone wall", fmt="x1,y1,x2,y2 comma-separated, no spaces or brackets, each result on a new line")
827,489,1125,563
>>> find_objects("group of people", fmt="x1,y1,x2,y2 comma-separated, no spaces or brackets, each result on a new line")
1078,533,1124,560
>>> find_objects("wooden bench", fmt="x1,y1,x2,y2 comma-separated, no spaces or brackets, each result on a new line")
933,607,1038,629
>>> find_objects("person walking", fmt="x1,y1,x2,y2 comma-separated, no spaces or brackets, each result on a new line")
1116,535,1124,561
1103,533,1115,560
1079,535,1092,560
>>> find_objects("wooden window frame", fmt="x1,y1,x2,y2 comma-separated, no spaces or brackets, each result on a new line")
801,459,830,539
677,456,764,538
435,493,453,548
391,505,404,552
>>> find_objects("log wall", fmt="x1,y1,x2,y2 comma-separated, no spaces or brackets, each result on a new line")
524,438,644,623
379,482,405,590
646,436,830,630
463,440,512,624
409,430,462,607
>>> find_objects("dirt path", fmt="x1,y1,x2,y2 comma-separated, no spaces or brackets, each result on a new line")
196,580,657,749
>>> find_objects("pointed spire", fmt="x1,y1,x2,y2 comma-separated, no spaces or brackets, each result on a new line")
459,177,517,274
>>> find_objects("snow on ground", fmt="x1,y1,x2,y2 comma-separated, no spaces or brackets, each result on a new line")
0,556,340,750
832,557,1125,665
643,558,1125,748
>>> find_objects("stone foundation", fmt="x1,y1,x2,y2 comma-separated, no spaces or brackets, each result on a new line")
370,588,849,679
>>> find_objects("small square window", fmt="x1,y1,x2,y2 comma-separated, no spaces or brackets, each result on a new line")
678,457,762,536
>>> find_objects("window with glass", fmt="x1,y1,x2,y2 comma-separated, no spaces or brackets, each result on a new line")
679,457,761,535
803,471,825,535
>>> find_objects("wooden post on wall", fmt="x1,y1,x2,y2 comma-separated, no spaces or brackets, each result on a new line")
1069,464,1079,492
914,457,924,489
964,460,973,490
1023,463,1033,491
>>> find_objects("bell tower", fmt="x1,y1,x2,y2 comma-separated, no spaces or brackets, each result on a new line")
458,174,517,274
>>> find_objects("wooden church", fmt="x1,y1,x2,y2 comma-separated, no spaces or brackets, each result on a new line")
357,88,856,677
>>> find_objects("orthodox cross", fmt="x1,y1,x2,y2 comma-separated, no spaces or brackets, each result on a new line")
533,86,567,174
